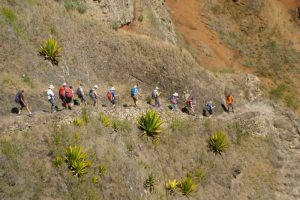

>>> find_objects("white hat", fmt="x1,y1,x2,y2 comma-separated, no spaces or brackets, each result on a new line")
134,85,137,88
173,93,179,97
111,87,115,91
93,85,98,89
48,85,54,89
63,82,67,86
155,87,159,90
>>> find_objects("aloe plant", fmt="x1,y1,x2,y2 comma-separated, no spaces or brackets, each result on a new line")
165,179,179,195
137,109,164,138
39,38,62,65
65,145,91,177
208,131,228,154
179,175,197,197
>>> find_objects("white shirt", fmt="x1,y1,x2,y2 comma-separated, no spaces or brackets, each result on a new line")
47,89,55,100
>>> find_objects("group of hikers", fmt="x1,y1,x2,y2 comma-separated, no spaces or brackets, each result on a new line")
14,83,234,117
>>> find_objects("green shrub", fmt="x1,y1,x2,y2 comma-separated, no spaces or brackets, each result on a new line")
39,38,62,65
91,174,98,184
73,117,84,127
194,168,204,179
99,114,110,127
208,131,228,155
165,179,179,195
53,155,63,167
270,83,287,99
65,0,87,13
98,164,106,175
111,21,121,30
138,14,144,22
1,7,16,25
284,95,299,110
112,119,131,132
137,109,164,138
170,117,188,131
65,145,91,177
179,175,197,197
144,173,155,192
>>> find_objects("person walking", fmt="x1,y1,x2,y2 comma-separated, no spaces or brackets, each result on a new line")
89,85,98,106
206,100,215,118
152,87,161,108
170,92,179,111
58,83,67,108
107,86,118,109
65,86,74,110
76,83,87,105
47,85,57,113
185,95,195,115
130,85,141,107
226,94,234,113
15,90,32,116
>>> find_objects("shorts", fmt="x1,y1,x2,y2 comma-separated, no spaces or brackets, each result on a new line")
19,101,26,108
65,98,72,104
132,96,138,101
111,99,116,105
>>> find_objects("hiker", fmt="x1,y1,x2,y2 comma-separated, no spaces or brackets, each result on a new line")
76,83,87,105
107,87,118,108
185,95,195,114
226,94,234,112
47,85,57,113
206,100,215,117
130,85,141,107
15,90,32,116
89,85,98,106
170,93,179,111
152,87,161,108
58,83,67,108
64,86,74,110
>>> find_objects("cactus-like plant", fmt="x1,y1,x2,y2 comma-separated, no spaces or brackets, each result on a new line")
179,175,197,197
165,179,179,194
39,38,62,65
137,109,164,138
208,131,228,154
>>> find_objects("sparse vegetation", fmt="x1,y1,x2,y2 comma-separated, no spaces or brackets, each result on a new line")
270,83,287,99
73,117,84,127
144,173,156,192
98,164,106,175
170,117,188,131
111,21,121,30
137,109,164,138
21,74,34,88
138,14,144,22
99,114,111,127
1,7,16,25
53,155,63,167
208,131,228,155
39,38,62,65
112,118,131,132
64,0,87,14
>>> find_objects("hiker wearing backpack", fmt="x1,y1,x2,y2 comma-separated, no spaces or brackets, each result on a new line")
226,94,234,113
152,87,161,108
58,83,67,108
89,85,98,106
170,93,179,111
65,86,74,110
76,83,87,105
130,85,141,107
206,100,215,118
15,90,32,116
185,95,195,114
107,87,118,108
47,85,57,113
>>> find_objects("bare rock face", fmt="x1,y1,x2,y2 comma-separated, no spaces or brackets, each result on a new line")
87,0,134,25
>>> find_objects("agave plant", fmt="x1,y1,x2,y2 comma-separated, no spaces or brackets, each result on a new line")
65,145,91,177
165,179,179,195
179,175,197,197
70,159,91,177
208,131,228,154
39,38,62,65
137,109,164,138
144,173,156,192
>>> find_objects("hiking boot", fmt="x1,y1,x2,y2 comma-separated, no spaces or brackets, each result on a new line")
18,110,22,115
28,113,33,117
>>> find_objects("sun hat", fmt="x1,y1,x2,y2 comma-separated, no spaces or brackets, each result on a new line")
155,87,159,90
48,85,54,89
111,87,115,91
93,85,98,89
134,85,137,88
173,93,179,97
63,82,67,86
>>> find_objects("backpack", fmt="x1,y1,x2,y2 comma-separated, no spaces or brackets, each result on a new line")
15,92,21,103
59,87,65,97
76,87,82,97
65,88,74,98
186,98,192,107
207,103,213,111
131,88,137,97
170,96,176,104
89,89,94,98
107,91,113,101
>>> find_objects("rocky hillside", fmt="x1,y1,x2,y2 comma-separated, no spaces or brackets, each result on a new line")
0,0,300,199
